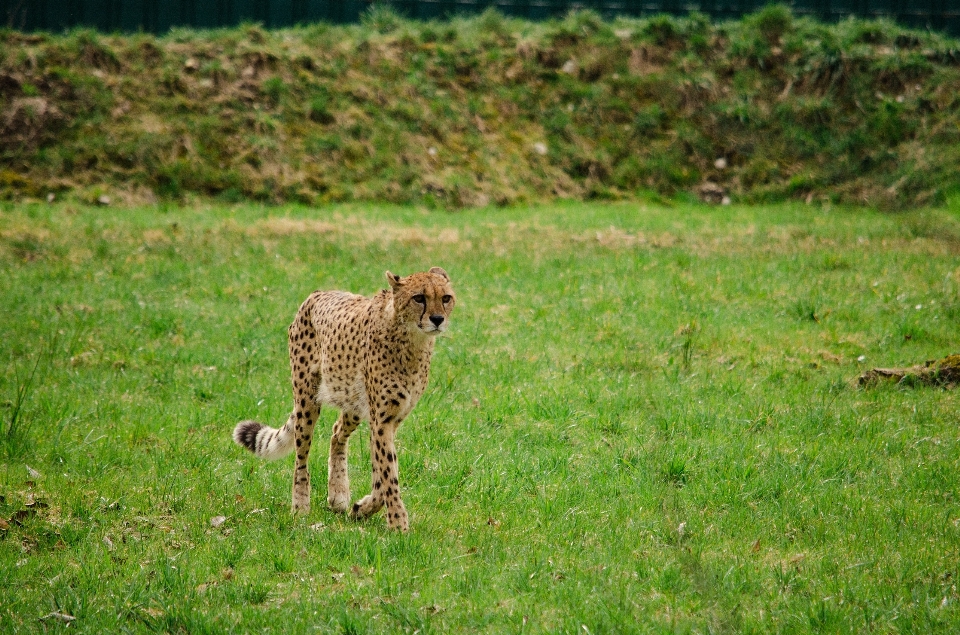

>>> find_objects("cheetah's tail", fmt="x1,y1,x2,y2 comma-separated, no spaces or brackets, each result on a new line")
232,415,295,460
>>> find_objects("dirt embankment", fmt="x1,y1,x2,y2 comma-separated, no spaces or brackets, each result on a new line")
3,7,960,208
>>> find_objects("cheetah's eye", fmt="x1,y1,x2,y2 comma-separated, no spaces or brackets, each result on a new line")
442,295,452,304
412,294,426,304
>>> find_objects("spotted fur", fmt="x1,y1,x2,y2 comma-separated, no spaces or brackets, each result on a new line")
232,267,456,531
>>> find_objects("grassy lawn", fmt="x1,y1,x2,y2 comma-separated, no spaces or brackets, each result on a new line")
1,199,959,633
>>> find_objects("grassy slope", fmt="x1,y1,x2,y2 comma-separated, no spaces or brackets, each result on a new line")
3,6,960,209
1,199,960,633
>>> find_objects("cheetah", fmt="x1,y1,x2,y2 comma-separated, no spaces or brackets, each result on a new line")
232,267,455,531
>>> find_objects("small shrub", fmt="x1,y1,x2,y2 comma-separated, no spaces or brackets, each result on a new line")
304,133,343,154
845,18,897,45
307,93,334,124
749,3,794,44
260,76,286,103
642,15,680,47
420,26,438,43
562,9,605,38
361,3,403,34
476,7,509,37
632,104,664,136
68,28,121,70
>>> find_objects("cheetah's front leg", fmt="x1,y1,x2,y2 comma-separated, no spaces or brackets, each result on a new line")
350,419,407,531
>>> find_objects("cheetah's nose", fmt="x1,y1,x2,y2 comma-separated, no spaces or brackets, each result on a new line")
429,315,444,327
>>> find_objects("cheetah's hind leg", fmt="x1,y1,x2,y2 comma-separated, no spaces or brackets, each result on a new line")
291,400,321,515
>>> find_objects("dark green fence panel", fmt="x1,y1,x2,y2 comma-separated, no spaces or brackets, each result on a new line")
2,0,959,35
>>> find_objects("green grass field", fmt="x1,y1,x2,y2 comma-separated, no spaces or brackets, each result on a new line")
1,200,959,633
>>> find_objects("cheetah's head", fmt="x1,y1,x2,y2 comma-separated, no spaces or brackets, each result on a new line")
386,267,456,335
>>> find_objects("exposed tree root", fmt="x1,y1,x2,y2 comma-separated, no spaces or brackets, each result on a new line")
858,354,960,388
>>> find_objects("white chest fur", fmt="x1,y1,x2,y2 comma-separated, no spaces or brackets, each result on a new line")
315,374,371,422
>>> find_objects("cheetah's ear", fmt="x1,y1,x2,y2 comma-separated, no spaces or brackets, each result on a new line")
385,271,403,289
428,266,450,281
